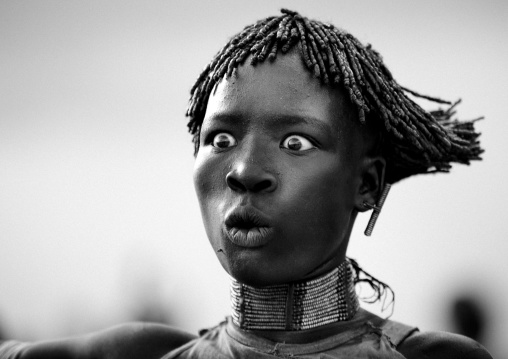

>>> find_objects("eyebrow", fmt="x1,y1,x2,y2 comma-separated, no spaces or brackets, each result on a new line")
206,112,335,134
270,115,334,134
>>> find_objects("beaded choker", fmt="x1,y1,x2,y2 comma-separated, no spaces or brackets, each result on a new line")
230,260,359,331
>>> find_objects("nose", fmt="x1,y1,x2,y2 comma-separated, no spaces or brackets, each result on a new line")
226,161,278,193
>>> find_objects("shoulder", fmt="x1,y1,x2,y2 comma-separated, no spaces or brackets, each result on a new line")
1,322,196,359
87,322,197,359
397,331,492,359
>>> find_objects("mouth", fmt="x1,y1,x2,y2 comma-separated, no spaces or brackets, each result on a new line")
224,207,273,248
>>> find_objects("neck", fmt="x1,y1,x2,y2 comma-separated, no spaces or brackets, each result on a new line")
230,259,359,332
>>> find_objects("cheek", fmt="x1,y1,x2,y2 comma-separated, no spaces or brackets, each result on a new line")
286,159,355,233
193,153,225,223
303,159,354,203
194,152,224,198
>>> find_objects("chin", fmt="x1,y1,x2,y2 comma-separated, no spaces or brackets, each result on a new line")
224,257,306,287
230,270,288,287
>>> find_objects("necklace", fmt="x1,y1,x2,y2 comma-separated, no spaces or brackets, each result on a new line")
230,259,359,331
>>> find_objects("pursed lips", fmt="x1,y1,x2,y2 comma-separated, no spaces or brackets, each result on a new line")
223,206,273,248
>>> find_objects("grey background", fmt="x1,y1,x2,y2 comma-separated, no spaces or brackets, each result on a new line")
1,0,506,357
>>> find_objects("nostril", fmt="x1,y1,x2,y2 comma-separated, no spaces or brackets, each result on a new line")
252,179,275,192
226,170,277,193
226,174,247,192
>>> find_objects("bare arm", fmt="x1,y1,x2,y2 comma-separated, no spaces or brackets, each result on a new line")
397,331,492,359
0,323,197,359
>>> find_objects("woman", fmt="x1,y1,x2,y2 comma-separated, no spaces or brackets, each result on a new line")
0,9,492,359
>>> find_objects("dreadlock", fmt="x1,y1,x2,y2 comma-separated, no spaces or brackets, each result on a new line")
186,9,482,184
349,257,395,316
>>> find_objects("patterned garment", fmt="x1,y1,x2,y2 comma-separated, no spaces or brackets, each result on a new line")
163,309,418,359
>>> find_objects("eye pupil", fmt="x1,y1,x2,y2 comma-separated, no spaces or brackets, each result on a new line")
216,135,230,148
287,137,302,150
213,133,236,148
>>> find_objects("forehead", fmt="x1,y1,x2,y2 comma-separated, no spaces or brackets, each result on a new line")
203,51,356,133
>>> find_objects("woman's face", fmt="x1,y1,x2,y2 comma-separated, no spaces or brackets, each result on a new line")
193,51,369,286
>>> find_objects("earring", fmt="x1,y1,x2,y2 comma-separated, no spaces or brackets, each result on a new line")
363,183,392,236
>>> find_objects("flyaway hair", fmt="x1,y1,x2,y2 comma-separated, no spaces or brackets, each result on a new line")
349,258,395,316
186,9,483,184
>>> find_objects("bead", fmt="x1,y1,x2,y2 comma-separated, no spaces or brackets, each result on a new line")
230,259,359,331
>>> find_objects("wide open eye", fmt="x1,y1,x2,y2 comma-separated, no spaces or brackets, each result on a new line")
212,132,237,148
281,135,315,151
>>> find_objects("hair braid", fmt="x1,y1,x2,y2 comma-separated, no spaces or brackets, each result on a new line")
186,9,483,184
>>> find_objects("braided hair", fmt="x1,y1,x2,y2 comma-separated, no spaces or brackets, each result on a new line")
186,9,482,184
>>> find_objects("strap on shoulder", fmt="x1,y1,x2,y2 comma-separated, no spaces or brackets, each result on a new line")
380,319,419,347
355,309,419,348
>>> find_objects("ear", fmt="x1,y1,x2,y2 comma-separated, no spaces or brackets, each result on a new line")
354,156,386,212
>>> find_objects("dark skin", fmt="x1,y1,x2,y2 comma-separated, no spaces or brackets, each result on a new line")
193,50,383,288
4,323,196,359
8,324,490,359
2,52,491,358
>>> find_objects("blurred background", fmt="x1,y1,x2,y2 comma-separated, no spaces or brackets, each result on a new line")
1,0,506,357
